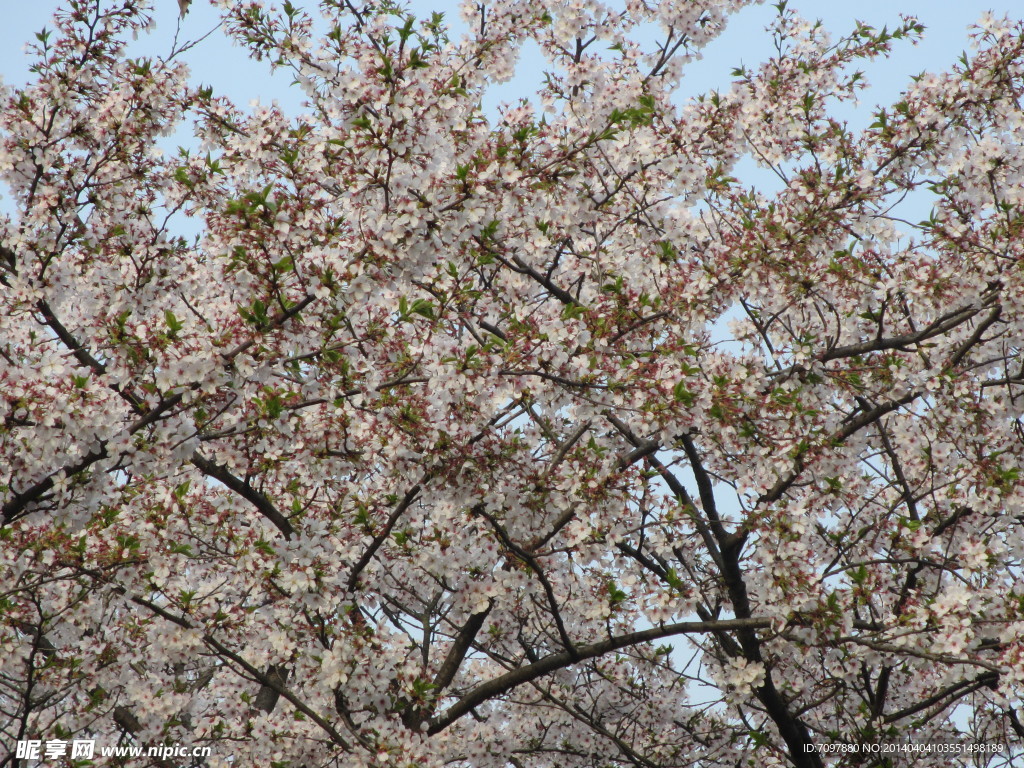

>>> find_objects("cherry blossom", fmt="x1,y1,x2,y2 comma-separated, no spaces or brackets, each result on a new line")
2,1,1024,766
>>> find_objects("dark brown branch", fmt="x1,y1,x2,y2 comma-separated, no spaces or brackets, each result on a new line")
431,605,493,694
474,505,579,658
219,293,317,362
818,305,979,362
428,617,773,734
345,483,422,591
127,594,350,749
1,446,108,526
253,664,290,713
882,672,998,724
506,253,579,306
680,433,744,555
189,452,295,540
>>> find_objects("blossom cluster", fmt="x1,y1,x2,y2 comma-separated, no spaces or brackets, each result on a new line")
2,1,1024,767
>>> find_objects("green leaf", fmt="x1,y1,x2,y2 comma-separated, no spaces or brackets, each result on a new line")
665,568,685,593
164,310,184,339
561,304,586,321
827,591,840,612
850,565,868,585
749,730,770,747
480,220,499,239
264,393,284,419
173,166,192,187
240,299,269,327
607,579,627,605
673,381,695,407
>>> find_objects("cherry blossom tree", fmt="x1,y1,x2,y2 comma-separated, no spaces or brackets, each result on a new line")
3,1,1024,766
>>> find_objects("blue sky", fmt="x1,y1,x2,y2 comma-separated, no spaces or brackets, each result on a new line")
0,0,1019,209
2,1,1019,113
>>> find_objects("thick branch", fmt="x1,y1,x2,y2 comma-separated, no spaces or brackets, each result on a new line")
346,483,421,591
428,617,772,734
189,452,295,539
818,304,980,363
